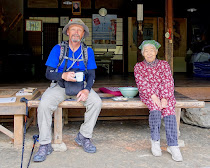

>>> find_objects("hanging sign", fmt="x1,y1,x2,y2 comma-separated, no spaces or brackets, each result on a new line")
25,19,42,32
92,14,117,49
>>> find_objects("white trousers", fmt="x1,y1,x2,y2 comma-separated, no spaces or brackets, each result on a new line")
37,84,102,145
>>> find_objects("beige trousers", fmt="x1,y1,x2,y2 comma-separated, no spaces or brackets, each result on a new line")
37,84,102,145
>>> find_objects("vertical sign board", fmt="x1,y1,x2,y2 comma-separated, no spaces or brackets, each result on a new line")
25,20,42,32
92,14,117,49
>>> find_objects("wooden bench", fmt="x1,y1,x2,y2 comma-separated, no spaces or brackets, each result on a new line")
27,90,205,148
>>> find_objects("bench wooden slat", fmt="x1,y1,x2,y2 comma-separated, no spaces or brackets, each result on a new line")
28,99,205,109
0,105,26,115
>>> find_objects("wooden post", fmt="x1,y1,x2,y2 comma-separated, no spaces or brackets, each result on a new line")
54,107,63,144
123,17,128,74
137,21,144,62
165,0,174,74
14,115,23,147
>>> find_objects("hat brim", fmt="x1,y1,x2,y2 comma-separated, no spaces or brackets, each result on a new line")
62,23,89,38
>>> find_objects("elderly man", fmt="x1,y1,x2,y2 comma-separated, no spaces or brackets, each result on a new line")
33,18,102,162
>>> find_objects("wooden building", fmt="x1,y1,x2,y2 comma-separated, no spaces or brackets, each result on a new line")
0,0,210,81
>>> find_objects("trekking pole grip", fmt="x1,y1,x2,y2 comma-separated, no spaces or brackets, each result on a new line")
20,97,29,116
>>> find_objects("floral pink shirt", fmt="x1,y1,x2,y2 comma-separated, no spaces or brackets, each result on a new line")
134,59,176,117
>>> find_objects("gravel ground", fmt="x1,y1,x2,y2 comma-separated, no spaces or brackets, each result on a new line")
0,120,210,168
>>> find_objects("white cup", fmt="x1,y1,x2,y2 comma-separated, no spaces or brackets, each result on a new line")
75,72,83,82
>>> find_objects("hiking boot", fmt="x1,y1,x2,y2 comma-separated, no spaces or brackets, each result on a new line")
75,132,96,153
150,139,162,157
167,146,183,162
33,143,53,162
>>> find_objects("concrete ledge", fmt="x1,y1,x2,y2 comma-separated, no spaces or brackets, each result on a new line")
52,142,67,152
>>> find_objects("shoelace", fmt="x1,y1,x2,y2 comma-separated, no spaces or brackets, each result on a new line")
37,145,48,155
83,138,93,148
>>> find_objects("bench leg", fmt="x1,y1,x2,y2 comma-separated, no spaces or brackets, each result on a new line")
175,108,181,137
14,115,23,148
63,109,69,125
54,107,63,144
175,108,185,147
29,108,37,126
53,107,67,152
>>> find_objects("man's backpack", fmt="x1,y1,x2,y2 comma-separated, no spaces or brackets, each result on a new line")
55,41,88,73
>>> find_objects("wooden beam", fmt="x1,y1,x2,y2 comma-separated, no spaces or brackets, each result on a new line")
123,17,128,74
165,0,174,74
0,125,14,139
67,116,149,121
137,21,144,62
26,116,34,129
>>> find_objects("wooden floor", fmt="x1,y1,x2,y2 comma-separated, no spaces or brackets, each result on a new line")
1,73,210,100
1,72,210,88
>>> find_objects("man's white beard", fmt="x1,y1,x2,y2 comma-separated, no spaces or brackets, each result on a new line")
71,34,80,42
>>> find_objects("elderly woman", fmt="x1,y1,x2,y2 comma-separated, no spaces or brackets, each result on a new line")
134,40,183,162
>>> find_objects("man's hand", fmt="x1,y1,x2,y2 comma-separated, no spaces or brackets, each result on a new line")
151,94,162,109
62,71,77,82
161,98,168,109
77,89,89,102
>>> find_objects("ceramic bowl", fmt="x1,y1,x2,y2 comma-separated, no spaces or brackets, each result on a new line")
118,87,138,98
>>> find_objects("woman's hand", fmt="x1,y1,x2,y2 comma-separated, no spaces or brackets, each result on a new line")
77,89,89,102
62,71,77,82
151,94,162,109
161,98,168,108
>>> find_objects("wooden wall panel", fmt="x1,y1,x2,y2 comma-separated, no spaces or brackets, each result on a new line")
143,17,158,41
158,17,165,58
95,0,123,9
28,0,58,8
27,32,42,56
173,18,187,57
158,17,187,58
28,0,91,9
81,0,91,9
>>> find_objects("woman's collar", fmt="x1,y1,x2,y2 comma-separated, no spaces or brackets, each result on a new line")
143,58,159,67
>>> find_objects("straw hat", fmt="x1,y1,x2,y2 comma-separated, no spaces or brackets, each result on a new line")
62,18,89,38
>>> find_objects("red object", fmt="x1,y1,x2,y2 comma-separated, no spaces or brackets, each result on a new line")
168,29,172,39
93,18,100,25
99,87,122,96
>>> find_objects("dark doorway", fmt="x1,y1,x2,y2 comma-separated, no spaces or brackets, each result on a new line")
40,23,59,79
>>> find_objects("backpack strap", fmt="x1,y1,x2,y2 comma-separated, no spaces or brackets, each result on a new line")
55,41,69,72
81,42,88,73
51,41,69,83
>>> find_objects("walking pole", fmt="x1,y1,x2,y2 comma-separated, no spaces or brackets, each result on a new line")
20,97,29,168
27,135,39,168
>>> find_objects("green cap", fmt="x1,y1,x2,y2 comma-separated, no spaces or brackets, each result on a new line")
139,40,161,50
